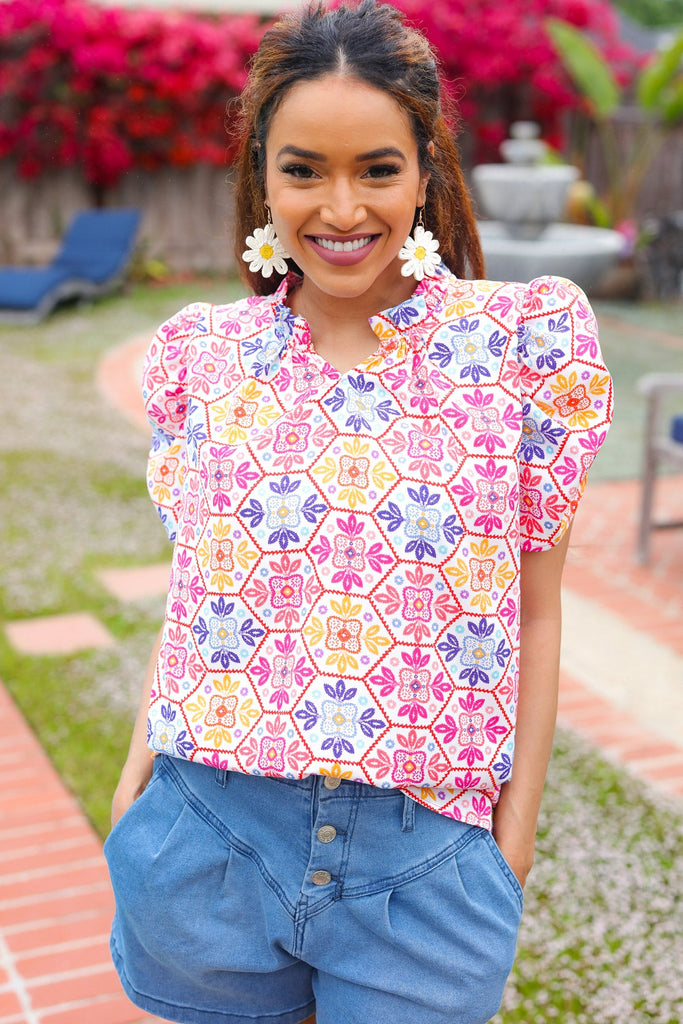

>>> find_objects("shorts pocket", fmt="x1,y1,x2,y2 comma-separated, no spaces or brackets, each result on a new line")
481,829,525,908
105,758,295,991
103,759,162,857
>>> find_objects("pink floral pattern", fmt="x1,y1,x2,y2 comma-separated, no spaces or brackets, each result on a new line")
143,265,611,828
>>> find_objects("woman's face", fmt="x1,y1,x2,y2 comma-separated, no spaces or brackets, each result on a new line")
264,74,430,306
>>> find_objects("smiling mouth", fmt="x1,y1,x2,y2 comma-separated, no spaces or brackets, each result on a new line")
312,235,376,252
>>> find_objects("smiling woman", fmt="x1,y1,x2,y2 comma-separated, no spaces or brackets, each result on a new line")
104,4,612,1024
261,75,431,370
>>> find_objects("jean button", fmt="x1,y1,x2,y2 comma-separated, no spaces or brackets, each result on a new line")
317,825,337,843
311,870,332,886
323,776,342,790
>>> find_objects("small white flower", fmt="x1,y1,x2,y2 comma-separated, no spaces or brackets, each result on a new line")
399,225,440,280
242,224,290,278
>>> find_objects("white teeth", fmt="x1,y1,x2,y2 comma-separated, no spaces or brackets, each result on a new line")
315,236,373,252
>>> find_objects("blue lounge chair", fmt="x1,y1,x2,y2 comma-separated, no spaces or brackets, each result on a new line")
0,208,141,324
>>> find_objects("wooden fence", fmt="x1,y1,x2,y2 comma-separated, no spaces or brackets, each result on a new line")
1,163,238,272
1,118,682,274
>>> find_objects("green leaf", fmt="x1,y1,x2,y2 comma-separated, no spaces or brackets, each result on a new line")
587,194,613,228
546,18,621,119
662,77,683,122
637,30,683,114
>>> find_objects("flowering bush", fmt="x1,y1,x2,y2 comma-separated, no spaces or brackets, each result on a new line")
0,0,264,191
0,0,640,193
392,0,641,160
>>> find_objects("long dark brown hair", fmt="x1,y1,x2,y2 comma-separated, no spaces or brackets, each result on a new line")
232,0,484,296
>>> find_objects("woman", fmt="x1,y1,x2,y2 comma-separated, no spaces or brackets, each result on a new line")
106,3,612,1023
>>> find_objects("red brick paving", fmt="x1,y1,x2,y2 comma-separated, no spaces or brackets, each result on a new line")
0,686,163,1024
555,474,683,800
564,475,683,657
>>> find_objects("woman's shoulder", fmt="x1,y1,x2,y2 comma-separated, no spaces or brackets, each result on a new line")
153,291,277,347
210,291,276,324
435,270,593,333
440,268,588,305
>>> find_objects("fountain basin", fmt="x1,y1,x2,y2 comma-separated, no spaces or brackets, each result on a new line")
477,222,624,293
472,164,579,239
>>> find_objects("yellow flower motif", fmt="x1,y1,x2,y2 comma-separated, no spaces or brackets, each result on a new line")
211,383,279,443
197,519,257,591
305,596,389,673
544,369,607,428
312,438,396,509
445,538,514,612
444,297,477,319
372,321,400,345
320,763,353,780
186,675,258,748
148,442,185,503
445,559,469,588
470,539,513,588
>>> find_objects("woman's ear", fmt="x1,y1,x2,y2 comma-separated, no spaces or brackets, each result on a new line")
418,141,435,206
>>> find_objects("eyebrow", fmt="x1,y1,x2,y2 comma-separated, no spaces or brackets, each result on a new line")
276,145,407,163
356,147,406,162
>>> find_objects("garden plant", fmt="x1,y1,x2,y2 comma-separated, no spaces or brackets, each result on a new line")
0,0,641,204
547,18,683,227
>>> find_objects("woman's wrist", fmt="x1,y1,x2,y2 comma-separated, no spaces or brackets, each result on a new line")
492,787,539,888
111,747,154,827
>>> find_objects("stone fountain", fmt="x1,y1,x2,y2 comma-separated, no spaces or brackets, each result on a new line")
472,122,623,292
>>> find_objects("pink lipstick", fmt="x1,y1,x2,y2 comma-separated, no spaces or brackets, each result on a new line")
306,233,380,266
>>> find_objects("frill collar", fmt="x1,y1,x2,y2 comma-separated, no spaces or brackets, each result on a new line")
270,262,451,364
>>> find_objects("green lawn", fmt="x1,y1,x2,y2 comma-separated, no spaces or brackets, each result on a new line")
1,282,682,1022
0,279,243,831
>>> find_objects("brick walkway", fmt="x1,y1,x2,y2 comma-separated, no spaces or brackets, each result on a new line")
558,472,683,795
0,684,162,1024
1,330,682,1023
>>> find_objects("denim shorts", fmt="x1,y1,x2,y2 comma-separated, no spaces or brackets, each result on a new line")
104,754,523,1024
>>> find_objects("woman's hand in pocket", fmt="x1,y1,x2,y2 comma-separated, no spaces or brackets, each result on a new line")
111,752,154,827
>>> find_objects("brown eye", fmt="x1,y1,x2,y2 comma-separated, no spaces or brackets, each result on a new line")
280,163,318,179
364,164,401,179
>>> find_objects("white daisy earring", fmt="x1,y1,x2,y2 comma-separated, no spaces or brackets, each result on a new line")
242,204,290,279
399,208,440,281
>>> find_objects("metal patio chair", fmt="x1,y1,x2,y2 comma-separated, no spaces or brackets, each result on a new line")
636,372,683,562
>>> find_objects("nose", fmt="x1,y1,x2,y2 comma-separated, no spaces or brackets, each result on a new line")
319,178,367,231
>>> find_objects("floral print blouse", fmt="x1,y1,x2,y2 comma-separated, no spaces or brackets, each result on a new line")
143,263,612,829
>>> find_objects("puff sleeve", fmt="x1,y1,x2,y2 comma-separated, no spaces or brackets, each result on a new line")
141,303,208,541
516,276,613,551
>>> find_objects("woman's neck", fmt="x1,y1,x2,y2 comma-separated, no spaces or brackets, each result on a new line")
292,266,417,327
290,272,418,368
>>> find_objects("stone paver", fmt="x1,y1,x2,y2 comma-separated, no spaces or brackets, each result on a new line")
4,614,114,657
98,564,171,602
